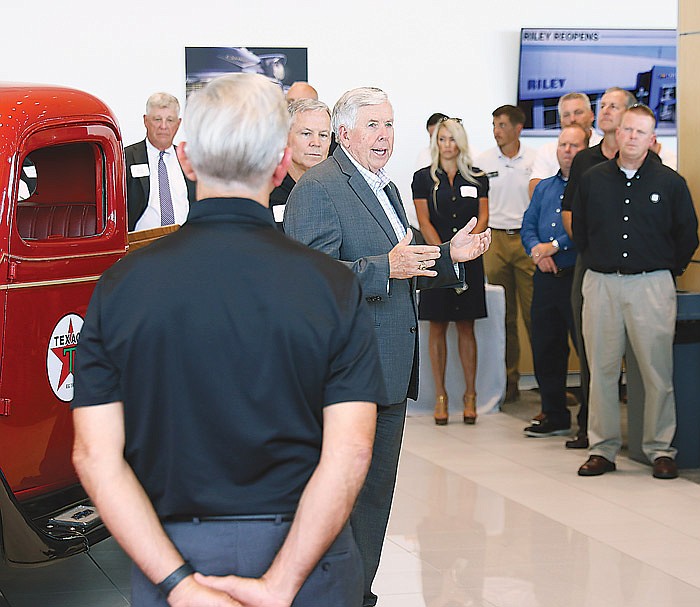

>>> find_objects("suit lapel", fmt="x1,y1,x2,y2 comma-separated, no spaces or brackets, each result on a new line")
334,148,400,246
135,140,150,201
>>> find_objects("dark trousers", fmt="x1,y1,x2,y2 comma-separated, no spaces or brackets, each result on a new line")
350,400,407,607
131,520,362,606
531,269,576,427
571,256,590,436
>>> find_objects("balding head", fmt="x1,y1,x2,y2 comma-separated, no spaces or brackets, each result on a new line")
286,82,318,102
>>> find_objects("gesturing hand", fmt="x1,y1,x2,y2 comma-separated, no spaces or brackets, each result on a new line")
449,218,491,263
388,229,441,279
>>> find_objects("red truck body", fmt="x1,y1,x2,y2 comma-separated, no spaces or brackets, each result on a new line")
0,83,128,569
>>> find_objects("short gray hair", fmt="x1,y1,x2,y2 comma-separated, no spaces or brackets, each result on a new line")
184,73,290,191
604,87,637,108
288,99,330,122
331,87,388,137
557,92,592,115
146,92,180,116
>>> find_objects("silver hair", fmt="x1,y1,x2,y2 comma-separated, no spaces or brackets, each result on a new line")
604,87,637,108
145,92,180,116
557,92,592,116
331,87,388,137
288,99,331,122
184,73,290,191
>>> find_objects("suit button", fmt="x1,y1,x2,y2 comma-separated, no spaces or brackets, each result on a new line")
409,326,417,333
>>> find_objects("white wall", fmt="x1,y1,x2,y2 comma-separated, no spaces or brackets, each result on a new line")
1,0,678,216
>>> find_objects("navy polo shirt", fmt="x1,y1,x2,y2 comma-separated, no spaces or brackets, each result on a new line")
73,197,386,518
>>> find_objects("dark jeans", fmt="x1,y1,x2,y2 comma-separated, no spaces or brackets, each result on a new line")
131,520,362,606
350,400,407,607
531,269,576,427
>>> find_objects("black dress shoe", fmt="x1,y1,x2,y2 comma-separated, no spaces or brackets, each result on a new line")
565,435,589,449
653,456,678,479
578,455,616,476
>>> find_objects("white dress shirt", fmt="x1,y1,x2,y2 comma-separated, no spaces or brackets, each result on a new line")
134,140,190,231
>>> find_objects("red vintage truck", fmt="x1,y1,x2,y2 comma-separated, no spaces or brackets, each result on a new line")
0,82,167,602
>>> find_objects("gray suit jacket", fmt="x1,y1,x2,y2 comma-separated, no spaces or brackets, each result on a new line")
284,147,462,405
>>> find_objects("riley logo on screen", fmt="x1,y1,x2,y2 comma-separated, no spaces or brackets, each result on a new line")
527,79,566,91
47,313,83,402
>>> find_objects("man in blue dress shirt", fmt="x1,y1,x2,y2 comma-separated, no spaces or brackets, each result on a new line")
521,124,589,437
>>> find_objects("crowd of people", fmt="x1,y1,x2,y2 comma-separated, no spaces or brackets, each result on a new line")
73,75,697,607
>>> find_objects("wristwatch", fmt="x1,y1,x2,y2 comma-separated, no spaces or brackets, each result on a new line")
551,239,560,249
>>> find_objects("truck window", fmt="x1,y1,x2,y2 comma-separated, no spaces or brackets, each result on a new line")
16,142,106,241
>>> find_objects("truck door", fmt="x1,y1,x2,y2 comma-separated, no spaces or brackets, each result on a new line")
0,123,125,502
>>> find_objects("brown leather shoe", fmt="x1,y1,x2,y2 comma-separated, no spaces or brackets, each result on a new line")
652,456,678,479
578,455,616,476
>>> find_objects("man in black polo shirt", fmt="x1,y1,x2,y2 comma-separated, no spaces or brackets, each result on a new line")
571,104,698,479
72,73,384,607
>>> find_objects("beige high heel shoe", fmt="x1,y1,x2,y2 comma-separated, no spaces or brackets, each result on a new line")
434,394,448,425
463,393,477,425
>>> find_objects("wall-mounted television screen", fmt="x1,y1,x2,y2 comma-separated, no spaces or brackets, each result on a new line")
517,28,676,136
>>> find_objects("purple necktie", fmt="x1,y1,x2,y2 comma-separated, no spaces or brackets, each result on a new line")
158,150,175,226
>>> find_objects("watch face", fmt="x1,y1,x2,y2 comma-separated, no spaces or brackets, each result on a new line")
552,239,559,249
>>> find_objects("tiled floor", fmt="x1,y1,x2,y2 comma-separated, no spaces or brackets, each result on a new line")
2,394,699,606
374,404,700,607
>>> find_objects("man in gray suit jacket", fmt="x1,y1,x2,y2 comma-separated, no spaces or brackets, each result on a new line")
284,87,491,607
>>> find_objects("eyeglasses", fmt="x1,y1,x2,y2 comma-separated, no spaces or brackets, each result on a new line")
439,116,463,124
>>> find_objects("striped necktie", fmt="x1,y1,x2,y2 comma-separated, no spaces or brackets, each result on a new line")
158,150,175,226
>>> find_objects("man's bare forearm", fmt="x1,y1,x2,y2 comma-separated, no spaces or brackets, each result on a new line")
259,402,376,603
72,404,237,606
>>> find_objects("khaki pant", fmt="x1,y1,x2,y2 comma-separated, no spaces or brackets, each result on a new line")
582,270,677,463
483,229,534,388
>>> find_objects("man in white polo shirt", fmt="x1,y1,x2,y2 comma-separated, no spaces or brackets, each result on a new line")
476,105,536,402
528,92,602,198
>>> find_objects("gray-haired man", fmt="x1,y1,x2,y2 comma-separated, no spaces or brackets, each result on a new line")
73,74,385,607
285,86,491,606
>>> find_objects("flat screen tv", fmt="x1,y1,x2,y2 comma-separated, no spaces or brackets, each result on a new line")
517,28,677,136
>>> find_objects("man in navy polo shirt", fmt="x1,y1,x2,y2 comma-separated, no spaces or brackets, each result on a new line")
72,73,384,607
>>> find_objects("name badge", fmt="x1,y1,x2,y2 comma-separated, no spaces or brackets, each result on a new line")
272,204,286,223
131,163,150,178
460,185,477,199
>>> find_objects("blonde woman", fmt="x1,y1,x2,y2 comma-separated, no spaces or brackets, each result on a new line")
411,118,489,425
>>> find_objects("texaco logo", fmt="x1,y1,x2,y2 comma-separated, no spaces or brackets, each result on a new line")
46,314,83,402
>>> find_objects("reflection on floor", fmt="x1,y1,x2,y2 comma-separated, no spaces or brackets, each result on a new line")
3,394,700,607
375,403,700,607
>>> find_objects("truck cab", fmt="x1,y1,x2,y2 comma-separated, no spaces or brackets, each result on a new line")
0,83,128,570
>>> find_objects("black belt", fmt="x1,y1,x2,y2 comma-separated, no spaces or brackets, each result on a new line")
493,228,520,235
596,268,659,276
163,513,294,523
